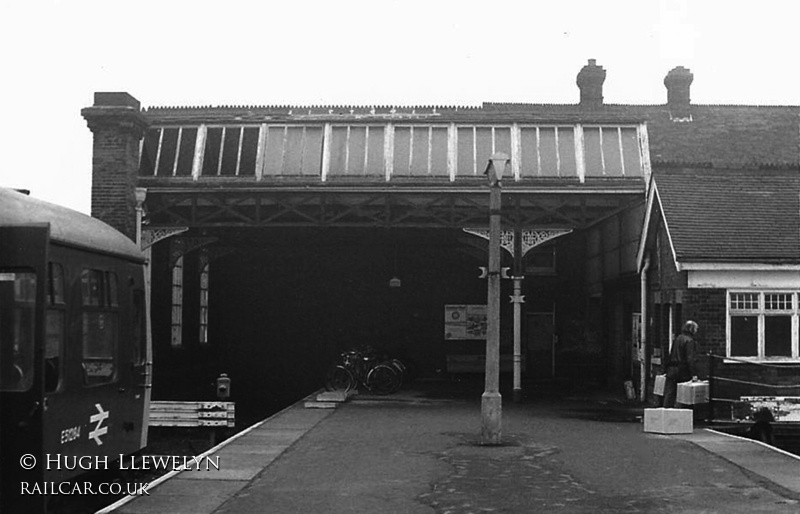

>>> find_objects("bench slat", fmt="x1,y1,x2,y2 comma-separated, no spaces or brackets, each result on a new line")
148,401,236,428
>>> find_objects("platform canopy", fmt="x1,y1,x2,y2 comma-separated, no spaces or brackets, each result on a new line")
136,111,650,231
140,121,648,183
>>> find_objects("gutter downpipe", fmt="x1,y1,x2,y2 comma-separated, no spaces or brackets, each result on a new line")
639,255,651,402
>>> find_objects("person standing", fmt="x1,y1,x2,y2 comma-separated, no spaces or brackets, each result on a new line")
663,320,699,408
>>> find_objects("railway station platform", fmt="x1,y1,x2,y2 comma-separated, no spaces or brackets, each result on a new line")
101,380,800,513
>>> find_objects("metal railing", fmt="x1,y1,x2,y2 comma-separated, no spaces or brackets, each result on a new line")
707,353,800,423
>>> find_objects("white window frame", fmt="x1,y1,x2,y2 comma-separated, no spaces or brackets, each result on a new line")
727,290,800,361
145,122,650,184
199,256,210,345
170,256,184,348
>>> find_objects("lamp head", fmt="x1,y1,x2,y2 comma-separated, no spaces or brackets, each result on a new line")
485,152,510,185
134,187,147,205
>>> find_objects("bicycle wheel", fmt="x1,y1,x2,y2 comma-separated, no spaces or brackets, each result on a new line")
325,365,355,392
366,364,401,395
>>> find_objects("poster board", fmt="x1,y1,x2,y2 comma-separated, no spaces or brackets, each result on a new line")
444,304,487,340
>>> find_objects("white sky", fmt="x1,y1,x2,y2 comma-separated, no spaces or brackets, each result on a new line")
1,0,798,214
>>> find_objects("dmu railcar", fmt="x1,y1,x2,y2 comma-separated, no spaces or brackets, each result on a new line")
0,187,151,512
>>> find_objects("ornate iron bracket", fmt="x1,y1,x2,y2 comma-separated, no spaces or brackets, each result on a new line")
462,228,573,257
141,227,189,250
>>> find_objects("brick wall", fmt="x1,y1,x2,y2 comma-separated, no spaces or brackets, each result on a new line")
82,93,148,241
89,127,141,239
683,288,727,357
647,222,800,401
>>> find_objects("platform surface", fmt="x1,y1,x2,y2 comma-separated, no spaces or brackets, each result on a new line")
104,383,800,513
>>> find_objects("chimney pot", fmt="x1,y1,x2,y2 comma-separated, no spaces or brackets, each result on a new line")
664,66,693,119
576,59,606,108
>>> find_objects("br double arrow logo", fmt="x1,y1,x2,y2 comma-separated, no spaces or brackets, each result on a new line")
89,403,109,446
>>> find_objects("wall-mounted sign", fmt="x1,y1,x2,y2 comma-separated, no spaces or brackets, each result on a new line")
445,304,487,340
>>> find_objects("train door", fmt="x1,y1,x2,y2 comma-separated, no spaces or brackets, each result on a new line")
527,310,556,379
38,252,148,482
0,225,48,511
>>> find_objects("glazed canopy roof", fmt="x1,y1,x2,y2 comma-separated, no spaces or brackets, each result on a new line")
138,104,652,183
138,99,800,183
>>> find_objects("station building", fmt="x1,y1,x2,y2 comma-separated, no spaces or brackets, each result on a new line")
80,60,800,414
639,167,800,410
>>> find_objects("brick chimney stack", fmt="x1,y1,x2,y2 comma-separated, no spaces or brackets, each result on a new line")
576,59,606,109
81,93,148,241
664,66,694,120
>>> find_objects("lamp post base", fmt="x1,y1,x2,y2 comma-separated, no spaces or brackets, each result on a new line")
480,391,502,445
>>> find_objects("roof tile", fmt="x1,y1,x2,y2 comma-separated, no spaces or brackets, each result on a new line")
654,168,800,263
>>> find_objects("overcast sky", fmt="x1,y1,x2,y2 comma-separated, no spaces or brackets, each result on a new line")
1,0,798,214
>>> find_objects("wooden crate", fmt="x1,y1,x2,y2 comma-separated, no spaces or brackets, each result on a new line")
644,408,693,434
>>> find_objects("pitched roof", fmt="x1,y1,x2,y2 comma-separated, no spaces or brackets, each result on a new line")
639,105,800,168
652,167,800,264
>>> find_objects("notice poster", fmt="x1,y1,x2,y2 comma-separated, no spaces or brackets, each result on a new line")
444,304,487,340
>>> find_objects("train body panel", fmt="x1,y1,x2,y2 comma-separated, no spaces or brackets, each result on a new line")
0,188,150,511
0,225,48,512
38,244,149,483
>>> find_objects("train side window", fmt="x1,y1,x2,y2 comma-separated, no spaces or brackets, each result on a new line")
80,269,119,385
45,263,65,393
82,269,102,306
108,272,119,307
0,271,36,392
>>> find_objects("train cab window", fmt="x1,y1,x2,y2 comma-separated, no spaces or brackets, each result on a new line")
80,269,119,385
0,271,36,391
45,263,66,392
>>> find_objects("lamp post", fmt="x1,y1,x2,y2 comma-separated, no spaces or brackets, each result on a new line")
134,187,153,448
511,227,524,404
482,152,509,445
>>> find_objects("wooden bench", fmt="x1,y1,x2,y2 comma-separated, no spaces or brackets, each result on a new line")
148,401,236,428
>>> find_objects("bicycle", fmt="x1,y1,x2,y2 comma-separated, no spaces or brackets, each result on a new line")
324,347,405,395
